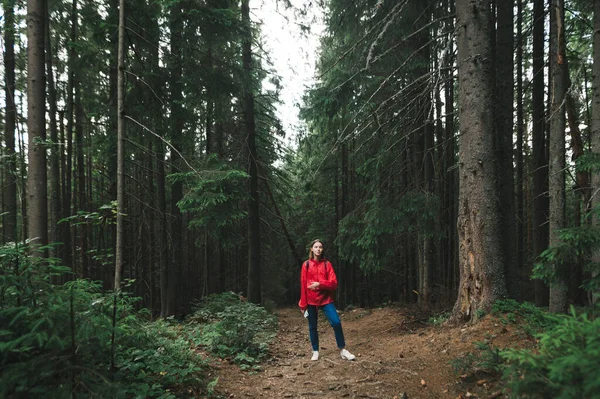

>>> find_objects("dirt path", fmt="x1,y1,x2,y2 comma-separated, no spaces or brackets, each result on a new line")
213,306,526,399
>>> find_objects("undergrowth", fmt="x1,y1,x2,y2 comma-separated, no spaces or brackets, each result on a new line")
184,292,278,370
453,299,600,399
0,243,207,398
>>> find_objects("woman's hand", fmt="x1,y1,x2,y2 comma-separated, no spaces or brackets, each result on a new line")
308,281,320,291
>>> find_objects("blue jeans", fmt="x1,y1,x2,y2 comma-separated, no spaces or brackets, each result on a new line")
307,303,346,351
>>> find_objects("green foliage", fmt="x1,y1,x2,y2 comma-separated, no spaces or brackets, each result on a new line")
336,191,439,274
575,152,600,174
456,301,600,398
501,308,600,399
172,159,248,244
427,311,450,326
492,299,560,335
184,292,278,369
532,223,600,292
0,243,206,398
450,340,503,378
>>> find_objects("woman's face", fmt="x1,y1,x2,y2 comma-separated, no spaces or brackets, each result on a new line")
311,241,323,258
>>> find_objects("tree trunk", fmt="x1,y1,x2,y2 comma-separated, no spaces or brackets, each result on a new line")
496,0,518,300
451,0,507,323
548,0,567,313
114,0,126,291
75,86,86,276
164,1,184,316
26,0,48,255
3,0,18,244
532,0,549,306
45,2,61,257
443,2,457,297
63,0,77,270
242,0,261,304
515,0,525,300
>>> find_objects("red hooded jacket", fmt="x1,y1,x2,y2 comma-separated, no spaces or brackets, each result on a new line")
298,258,338,310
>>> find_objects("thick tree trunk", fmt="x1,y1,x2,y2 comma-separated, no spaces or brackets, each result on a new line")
114,0,126,290
496,0,518,300
26,0,48,255
532,0,549,306
451,0,507,323
3,0,18,244
548,0,567,313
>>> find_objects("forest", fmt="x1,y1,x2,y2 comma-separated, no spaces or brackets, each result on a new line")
1,0,600,397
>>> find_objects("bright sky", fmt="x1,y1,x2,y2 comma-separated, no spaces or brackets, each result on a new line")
255,0,324,149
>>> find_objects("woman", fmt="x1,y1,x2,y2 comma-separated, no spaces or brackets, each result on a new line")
298,239,356,361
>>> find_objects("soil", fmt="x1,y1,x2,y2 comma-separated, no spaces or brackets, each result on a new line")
210,305,535,399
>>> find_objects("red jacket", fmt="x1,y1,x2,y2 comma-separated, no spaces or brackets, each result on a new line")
298,258,338,310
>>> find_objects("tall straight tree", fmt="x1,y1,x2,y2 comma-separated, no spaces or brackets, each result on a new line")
62,0,78,269
532,0,549,305
114,0,126,291
26,0,48,255
3,0,17,243
163,0,184,316
242,0,261,304
495,0,518,299
515,0,525,293
451,0,507,322
45,0,61,257
548,0,567,313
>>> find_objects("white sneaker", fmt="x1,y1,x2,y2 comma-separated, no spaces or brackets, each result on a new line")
311,351,319,361
340,348,356,361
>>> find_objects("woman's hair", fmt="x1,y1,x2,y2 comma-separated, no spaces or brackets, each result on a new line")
308,239,324,260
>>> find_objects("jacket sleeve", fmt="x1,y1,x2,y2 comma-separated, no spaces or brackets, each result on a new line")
298,263,308,310
318,261,338,291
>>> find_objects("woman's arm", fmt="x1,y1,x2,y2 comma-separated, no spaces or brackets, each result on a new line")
318,261,338,291
298,263,308,310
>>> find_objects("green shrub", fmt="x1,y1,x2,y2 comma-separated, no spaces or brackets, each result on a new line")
450,340,503,378
185,292,278,368
492,299,560,335
428,311,450,326
501,307,600,399
0,243,206,398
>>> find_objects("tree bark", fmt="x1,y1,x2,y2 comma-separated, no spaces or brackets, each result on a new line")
63,0,77,270
496,0,518,300
515,0,525,300
26,0,48,255
164,1,184,316
3,0,18,244
451,0,507,323
243,0,261,304
45,1,61,257
443,0,457,297
75,85,86,276
114,0,126,291
532,0,549,306
548,0,567,313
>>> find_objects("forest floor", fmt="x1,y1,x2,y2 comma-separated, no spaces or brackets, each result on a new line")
208,305,536,399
